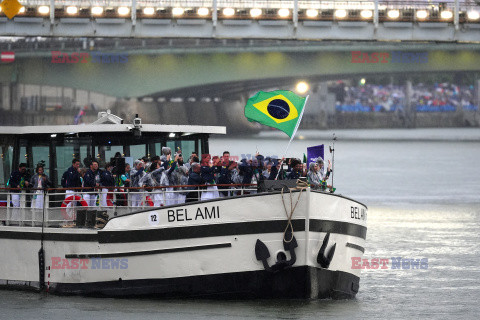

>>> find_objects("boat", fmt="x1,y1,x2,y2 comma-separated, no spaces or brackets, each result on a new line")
0,113,367,299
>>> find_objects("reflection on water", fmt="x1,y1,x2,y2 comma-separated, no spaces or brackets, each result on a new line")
1,131,479,319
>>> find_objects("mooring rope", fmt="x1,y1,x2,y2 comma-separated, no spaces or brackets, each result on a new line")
280,185,306,243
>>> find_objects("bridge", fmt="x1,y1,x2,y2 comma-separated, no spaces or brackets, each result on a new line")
0,1,479,130
0,1,479,41
2,39,480,98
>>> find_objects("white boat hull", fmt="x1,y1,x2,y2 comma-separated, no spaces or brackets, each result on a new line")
0,189,367,299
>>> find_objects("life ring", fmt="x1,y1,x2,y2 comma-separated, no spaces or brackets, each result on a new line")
106,192,114,206
141,195,154,207
61,195,88,220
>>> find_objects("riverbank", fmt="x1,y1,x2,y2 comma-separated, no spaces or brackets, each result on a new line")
240,128,480,142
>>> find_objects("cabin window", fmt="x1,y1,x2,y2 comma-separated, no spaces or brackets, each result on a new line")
164,139,199,158
95,145,124,167
19,146,27,165
55,145,75,185
54,138,92,185
166,141,176,154
180,140,196,157
129,144,147,161
32,146,50,177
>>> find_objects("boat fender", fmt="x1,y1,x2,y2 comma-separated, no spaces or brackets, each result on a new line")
38,248,45,291
317,232,336,269
61,195,89,220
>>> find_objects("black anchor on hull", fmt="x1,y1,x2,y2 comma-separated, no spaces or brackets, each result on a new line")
255,229,298,272
317,232,336,269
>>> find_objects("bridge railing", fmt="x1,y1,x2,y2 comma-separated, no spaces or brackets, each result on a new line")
0,184,257,228
4,1,480,39
13,1,480,16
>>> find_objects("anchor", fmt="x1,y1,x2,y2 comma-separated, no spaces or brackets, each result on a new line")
317,232,336,269
255,229,298,273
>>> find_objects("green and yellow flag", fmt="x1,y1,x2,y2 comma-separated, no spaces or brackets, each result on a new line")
244,90,307,138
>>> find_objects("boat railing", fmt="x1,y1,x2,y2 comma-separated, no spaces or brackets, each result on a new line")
0,184,257,228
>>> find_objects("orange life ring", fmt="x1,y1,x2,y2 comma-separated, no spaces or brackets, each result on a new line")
141,195,154,207
61,195,88,220
106,192,114,206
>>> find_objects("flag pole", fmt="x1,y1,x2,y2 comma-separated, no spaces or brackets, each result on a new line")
275,95,309,180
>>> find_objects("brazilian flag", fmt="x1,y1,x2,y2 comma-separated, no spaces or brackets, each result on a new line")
244,90,307,137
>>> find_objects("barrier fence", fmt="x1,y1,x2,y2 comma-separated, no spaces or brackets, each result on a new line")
0,184,257,227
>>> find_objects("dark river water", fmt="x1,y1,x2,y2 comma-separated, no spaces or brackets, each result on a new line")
1,128,479,319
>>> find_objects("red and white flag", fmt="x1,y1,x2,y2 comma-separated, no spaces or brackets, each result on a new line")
1,52,15,63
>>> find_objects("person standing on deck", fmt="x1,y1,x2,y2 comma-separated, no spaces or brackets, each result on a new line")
100,162,115,207
8,163,30,208
30,165,52,209
83,160,100,207
61,159,82,218
186,163,205,203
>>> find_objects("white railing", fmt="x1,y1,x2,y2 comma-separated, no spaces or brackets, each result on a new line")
0,184,257,228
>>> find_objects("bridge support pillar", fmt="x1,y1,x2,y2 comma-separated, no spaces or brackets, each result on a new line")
405,80,416,128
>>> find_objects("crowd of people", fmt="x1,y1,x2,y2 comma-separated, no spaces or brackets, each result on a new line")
6,147,334,209
334,82,477,112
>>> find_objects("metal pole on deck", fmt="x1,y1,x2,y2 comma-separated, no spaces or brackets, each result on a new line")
38,189,46,292
330,134,336,191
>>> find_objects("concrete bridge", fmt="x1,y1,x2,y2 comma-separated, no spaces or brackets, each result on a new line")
1,39,480,130
1,1,480,42
2,40,480,98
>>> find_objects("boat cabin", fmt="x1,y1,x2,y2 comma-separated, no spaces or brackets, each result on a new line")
0,119,225,188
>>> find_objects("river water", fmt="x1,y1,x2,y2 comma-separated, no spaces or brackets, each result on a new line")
1,128,479,319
